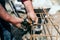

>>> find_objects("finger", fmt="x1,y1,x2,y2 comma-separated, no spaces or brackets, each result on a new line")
27,13,36,21
36,17,38,24
16,23,22,28
17,18,24,23
34,17,38,24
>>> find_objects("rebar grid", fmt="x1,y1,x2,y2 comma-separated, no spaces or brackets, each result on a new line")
6,1,60,40
30,9,60,40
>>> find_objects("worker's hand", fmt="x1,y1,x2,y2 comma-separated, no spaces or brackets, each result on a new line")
10,17,24,28
27,12,38,24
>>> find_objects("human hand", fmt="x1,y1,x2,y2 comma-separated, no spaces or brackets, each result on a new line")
10,17,24,28
27,12,38,24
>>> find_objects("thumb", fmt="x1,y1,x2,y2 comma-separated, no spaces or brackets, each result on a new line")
34,17,38,24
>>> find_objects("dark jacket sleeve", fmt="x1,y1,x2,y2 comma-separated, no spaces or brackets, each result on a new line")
0,0,6,9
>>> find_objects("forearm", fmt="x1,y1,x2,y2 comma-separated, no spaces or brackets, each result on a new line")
0,4,13,23
0,4,24,27
22,0,34,13
21,0,37,21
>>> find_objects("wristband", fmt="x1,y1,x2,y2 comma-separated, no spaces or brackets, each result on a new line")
21,0,27,3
